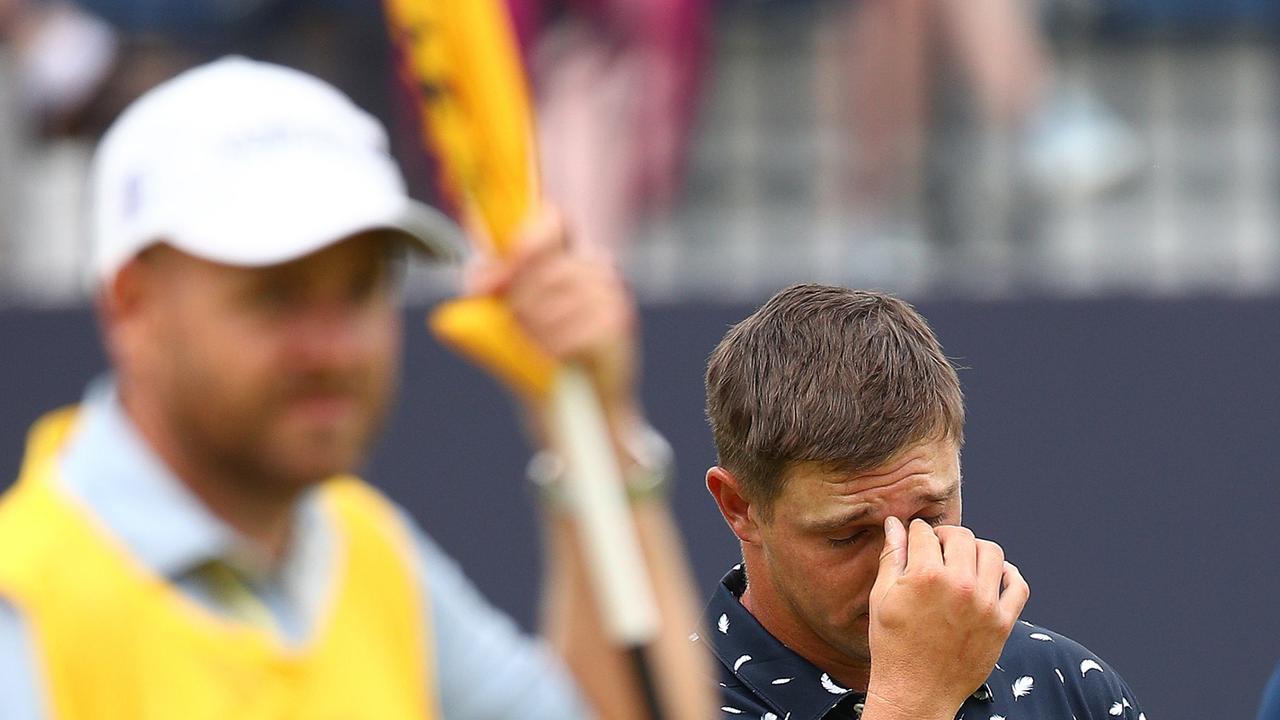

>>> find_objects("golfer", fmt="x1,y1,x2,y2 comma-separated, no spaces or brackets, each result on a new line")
700,284,1146,719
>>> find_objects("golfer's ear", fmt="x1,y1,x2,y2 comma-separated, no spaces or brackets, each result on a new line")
706,466,762,545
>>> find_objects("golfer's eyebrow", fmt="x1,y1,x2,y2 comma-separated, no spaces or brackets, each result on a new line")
810,487,959,534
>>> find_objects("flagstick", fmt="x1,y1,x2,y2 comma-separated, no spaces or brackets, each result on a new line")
382,1,671,711
550,365,666,719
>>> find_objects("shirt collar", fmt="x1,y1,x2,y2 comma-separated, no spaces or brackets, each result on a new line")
56,377,313,583
702,564,864,720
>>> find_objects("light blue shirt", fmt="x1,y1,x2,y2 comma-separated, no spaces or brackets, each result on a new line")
0,380,590,719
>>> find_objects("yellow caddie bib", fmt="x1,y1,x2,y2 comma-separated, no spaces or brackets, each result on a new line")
0,407,441,720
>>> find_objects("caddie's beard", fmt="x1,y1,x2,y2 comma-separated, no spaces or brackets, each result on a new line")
161,362,396,502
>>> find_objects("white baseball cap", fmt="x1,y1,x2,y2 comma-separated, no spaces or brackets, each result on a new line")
90,56,463,284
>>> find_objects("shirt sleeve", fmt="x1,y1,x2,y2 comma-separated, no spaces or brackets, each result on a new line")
0,598,45,720
403,513,594,720
997,623,1146,720
1077,656,1147,720
1258,661,1280,720
1050,638,1147,720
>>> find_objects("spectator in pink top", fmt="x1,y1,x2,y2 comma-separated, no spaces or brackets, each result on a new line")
506,0,711,251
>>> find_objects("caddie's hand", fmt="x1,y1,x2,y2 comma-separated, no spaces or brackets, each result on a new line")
465,207,640,421
862,518,1029,720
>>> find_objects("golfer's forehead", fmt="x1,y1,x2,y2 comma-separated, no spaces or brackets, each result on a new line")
782,441,961,523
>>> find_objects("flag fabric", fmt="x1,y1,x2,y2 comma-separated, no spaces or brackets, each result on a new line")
386,0,555,398
385,0,538,253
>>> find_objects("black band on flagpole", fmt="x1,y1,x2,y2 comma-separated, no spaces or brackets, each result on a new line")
628,644,666,720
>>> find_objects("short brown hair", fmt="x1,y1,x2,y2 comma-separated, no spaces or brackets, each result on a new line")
705,284,964,513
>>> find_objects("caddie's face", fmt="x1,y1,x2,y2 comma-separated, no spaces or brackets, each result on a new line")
131,232,402,494
748,438,962,671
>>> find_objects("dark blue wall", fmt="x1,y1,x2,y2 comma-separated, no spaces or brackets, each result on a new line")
3,298,1278,719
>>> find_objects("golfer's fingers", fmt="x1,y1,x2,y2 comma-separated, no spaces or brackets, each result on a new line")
936,525,978,577
998,561,1030,620
905,518,943,572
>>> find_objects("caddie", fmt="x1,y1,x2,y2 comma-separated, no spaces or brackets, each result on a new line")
0,57,707,719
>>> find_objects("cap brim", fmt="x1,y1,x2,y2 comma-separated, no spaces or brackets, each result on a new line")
386,200,467,263
164,199,467,271
161,167,469,270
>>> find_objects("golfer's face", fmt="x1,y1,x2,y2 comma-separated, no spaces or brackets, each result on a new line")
137,232,402,491
754,439,962,666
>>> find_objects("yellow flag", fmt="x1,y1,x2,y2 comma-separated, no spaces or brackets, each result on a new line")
385,0,537,253
386,0,555,397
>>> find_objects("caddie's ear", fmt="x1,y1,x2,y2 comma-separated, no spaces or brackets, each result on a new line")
101,256,142,320
706,466,762,545
97,254,145,357
97,246,174,373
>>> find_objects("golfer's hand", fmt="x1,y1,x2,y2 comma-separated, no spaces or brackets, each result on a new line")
863,518,1029,720
465,207,639,420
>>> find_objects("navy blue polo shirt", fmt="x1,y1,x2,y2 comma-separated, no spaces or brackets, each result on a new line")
699,565,1147,719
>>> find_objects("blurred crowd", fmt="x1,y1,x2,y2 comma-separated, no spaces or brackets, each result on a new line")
0,0,1276,302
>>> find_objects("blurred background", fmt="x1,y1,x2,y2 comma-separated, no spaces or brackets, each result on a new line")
0,0,1277,718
